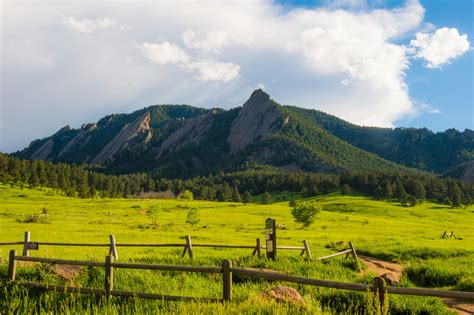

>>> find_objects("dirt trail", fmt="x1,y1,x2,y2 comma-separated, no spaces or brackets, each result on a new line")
358,255,474,315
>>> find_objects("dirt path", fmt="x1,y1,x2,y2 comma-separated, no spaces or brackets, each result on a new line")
358,255,474,314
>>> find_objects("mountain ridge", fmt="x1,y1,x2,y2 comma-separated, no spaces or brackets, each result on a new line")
14,90,473,182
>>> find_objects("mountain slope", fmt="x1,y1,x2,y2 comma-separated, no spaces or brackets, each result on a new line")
14,90,471,181
286,106,474,174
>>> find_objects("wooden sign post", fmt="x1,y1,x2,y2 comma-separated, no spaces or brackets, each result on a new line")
265,218,277,260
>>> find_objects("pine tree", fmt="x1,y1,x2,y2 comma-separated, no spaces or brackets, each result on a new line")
231,185,242,202
242,191,252,203
261,191,272,204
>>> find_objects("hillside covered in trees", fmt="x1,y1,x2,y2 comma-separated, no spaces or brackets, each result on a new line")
1,153,472,208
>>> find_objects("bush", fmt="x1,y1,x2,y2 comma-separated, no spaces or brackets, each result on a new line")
261,192,272,204
179,190,194,201
291,201,321,227
185,207,200,226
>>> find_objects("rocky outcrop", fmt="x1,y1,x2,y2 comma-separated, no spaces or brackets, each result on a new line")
31,138,54,160
91,112,151,164
58,123,96,157
227,89,281,154
259,286,306,308
157,110,215,158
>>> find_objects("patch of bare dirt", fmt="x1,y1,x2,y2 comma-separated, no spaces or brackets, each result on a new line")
442,299,474,315
358,255,474,314
44,264,82,281
359,254,403,284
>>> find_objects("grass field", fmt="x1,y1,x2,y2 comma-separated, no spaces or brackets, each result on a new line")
1,184,473,313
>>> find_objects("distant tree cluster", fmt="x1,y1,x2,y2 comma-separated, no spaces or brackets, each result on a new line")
0,153,472,208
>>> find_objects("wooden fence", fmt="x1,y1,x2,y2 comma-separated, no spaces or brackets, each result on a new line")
1,231,314,261
7,250,474,305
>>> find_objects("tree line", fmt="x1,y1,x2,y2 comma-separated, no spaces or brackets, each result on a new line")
0,153,472,208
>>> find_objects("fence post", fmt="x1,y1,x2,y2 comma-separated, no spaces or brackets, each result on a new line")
303,240,312,260
257,238,261,257
109,235,118,261
183,235,193,259
373,277,386,308
105,255,114,298
222,260,232,301
348,241,360,271
22,231,30,256
349,241,358,260
8,250,17,281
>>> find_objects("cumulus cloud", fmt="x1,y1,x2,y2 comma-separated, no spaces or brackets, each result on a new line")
183,59,240,82
1,0,470,152
138,42,190,65
410,27,470,68
62,16,117,33
182,29,228,53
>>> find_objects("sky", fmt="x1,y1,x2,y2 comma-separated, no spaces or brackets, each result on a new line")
0,0,472,153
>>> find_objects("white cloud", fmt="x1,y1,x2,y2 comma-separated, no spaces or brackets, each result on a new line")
182,29,228,53
1,0,470,152
183,59,240,82
62,16,117,33
410,27,470,68
138,42,190,65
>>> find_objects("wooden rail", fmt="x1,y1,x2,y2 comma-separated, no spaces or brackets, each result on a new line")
7,250,474,305
2,232,312,261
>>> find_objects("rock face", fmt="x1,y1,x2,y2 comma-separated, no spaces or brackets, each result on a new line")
58,123,96,158
227,89,281,154
157,110,215,158
260,286,306,308
31,138,54,160
91,112,152,164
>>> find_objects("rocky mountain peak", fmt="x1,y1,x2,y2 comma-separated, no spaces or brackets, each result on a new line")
244,89,271,108
227,90,281,154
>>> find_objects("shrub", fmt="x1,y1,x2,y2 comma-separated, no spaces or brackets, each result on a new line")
179,190,194,201
185,207,200,226
261,192,272,204
291,201,321,227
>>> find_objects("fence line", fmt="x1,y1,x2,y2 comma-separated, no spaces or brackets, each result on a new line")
7,250,474,305
1,231,314,261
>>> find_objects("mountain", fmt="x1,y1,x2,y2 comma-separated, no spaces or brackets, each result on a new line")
14,90,473,181
286,106,474,175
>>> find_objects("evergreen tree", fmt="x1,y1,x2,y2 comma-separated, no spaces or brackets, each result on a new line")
261,191,272,204
242,191,252,203
340,183,351,195
450,183,462,208
231,185,242,202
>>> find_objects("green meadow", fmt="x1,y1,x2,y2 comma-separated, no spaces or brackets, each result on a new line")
0,184,473,314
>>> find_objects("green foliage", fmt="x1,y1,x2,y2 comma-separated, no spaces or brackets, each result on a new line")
147,204,161,225
185,207,200,226
0,185,473,314
291,201,321,227
261,191,272,204
179,190,194,201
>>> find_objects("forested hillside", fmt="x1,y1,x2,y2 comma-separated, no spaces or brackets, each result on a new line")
1,153,472,208
286,106,474,174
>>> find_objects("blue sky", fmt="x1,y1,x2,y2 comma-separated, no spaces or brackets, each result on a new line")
1,0,472,152
276,0,473,131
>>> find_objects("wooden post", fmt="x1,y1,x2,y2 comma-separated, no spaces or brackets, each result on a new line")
256,238,261,258
373,277,386,307
185,235,193,259
349,241,360,271
105,255,114,298
349,242,358,260
8,250,17,281
222,260,232,301
109,235,118,261
23,231,30,256
303,240,312,260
